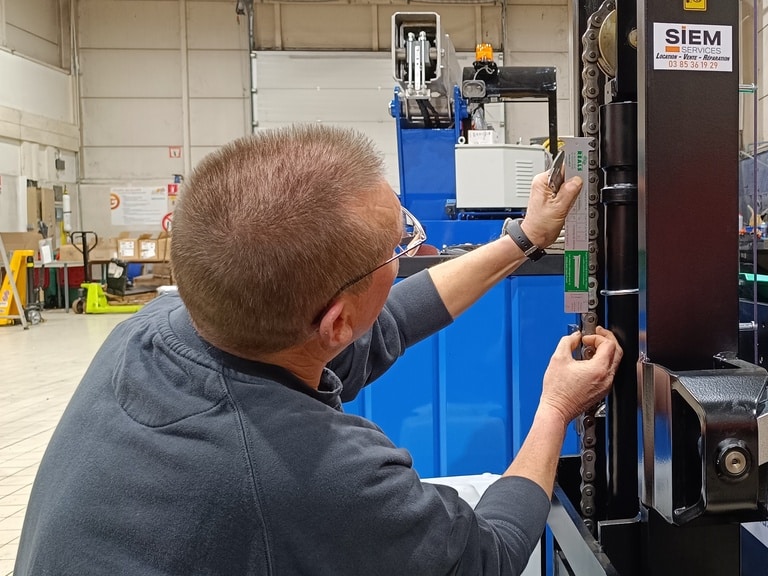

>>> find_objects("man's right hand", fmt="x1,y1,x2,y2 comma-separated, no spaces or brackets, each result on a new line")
539,327,622,426
519,172,583,249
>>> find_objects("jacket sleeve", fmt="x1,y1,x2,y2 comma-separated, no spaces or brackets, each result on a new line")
353,468,551,576
267,411,551,576
329,269,453,402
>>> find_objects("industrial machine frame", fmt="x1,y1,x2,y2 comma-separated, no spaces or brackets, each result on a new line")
239,2,768,572
548,1,768,575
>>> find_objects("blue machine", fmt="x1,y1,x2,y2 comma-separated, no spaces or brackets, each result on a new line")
344,12,574,477
344,271,579,478
387,11,559,248
389,85,465,224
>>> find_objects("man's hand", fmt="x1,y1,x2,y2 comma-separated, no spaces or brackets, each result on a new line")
520,172,583,249
539,327,622,427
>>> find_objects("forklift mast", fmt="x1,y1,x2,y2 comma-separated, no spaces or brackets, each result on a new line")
549,1,768,575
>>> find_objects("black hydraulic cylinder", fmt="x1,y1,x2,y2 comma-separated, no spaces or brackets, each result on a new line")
600,101,640,521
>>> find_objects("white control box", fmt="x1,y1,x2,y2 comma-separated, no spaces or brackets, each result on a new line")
455,144,548,209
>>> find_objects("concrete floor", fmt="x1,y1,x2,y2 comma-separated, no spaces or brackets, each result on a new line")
0,310,126,575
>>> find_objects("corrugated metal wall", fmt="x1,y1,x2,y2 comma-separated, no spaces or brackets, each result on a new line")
75,0,572,237
77,0,250,236
4,0,69,69
0,0,765,236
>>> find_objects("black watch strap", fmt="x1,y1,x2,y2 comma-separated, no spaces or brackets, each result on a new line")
502,218,546,261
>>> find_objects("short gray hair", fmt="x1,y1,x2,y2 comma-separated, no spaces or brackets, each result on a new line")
171,124,393,355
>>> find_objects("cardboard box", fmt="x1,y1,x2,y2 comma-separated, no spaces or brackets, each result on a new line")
117,234,139,259
150,262,173,284
60,235,114,262
105,290,157,305
117,233,158,261
139,235,158,260
40,187,56,240
133,273,174,287
90,237,117,261
58,243,84,262
157,231,171,261
152,263,171,276
26,187,40,230
1,232,41,256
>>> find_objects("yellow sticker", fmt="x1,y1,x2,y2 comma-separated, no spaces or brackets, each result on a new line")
684,0,706,11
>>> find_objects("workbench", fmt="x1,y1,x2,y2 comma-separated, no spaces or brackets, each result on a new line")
33,260,84,313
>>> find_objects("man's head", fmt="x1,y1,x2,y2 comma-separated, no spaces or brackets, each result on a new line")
171,124,399,357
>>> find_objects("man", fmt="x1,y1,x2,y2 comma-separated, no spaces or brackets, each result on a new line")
15,125,620,575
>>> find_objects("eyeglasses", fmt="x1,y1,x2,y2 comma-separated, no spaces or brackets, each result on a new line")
337,204,426,296
313,205,427,323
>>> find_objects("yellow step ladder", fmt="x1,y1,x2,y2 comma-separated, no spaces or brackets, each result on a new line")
0,234,31,329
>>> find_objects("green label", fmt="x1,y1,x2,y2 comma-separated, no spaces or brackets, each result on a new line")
564,251,589,292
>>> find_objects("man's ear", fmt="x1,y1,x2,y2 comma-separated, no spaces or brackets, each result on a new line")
317,298,356,350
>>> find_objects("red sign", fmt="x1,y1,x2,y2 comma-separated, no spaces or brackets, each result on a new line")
167,183,178,197
110,193,120,210
162,212,173,232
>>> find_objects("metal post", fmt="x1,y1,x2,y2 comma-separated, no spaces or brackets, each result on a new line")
637,0,739,369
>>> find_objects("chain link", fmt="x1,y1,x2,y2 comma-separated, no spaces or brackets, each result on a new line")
578,0,615,535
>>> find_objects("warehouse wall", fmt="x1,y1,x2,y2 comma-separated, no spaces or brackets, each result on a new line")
252,3,572,150
4,0,71,68
77,0,250,237
252,2,504,51
0,0,78,233
76,0,573,239
253,51,509,194
250,0,573,178
4,0,757,239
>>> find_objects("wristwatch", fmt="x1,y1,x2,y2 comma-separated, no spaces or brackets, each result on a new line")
501,218,546,261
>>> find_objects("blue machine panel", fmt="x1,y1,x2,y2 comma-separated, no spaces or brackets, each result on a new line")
420,220,508,251
509,275,580,455
344,274,578,478
398,128,459,221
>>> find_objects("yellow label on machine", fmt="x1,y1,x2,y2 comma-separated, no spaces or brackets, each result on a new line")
684,0,706,11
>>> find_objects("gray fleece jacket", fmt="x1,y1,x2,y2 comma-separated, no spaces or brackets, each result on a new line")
15,270,550,575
